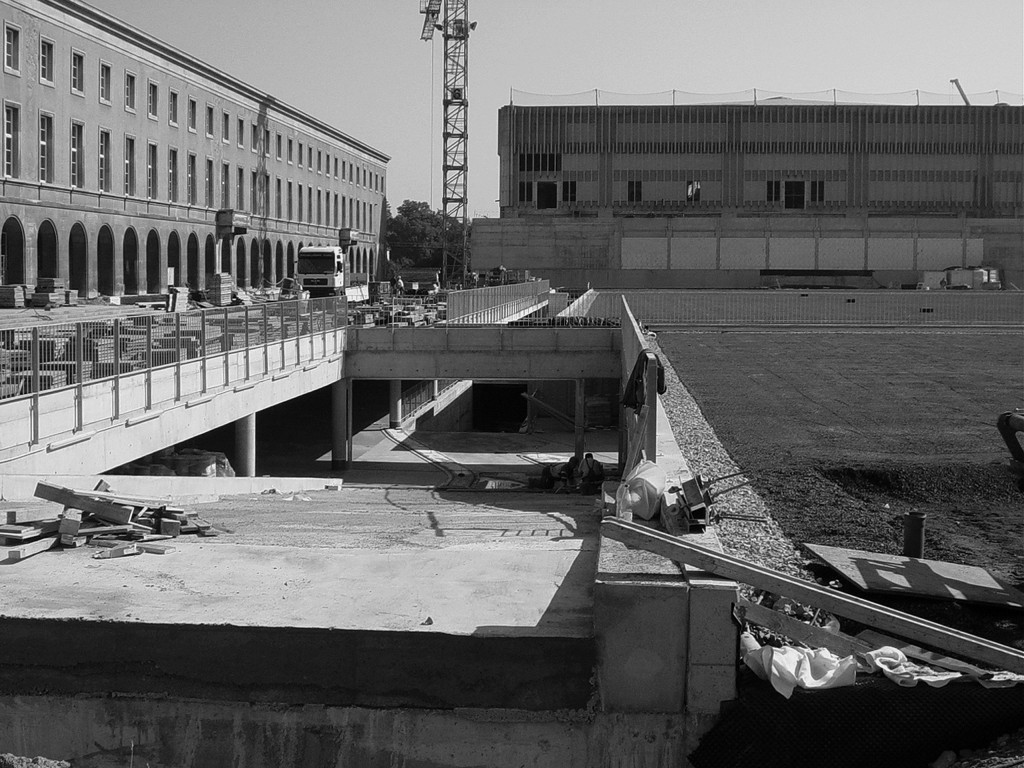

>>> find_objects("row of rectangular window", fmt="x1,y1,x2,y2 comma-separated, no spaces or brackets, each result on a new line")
4,103,375,230
4,21,384,193
515,179,825,207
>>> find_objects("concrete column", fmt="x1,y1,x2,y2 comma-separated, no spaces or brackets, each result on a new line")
331,378,351,470
575,378,586,461
389,379,403,429
234,412,257,477
431,379,440,400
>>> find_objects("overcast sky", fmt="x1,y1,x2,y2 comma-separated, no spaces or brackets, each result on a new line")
84,0,1023,219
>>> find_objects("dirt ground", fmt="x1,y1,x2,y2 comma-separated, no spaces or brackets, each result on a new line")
656,328,1024,647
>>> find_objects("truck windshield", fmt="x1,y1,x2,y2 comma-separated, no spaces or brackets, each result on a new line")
298,255,337,274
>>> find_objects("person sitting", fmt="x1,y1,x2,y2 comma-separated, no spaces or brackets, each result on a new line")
578,453,605,494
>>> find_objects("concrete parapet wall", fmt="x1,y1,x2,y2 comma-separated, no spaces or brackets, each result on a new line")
0,696,689,768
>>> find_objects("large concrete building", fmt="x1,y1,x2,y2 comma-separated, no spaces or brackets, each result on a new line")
1,0,388,297
473,101,1024,288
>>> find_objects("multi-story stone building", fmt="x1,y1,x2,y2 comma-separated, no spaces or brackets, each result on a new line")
1,0,388,296
474,101,1024,288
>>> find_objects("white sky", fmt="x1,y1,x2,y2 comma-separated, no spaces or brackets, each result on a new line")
84,0,1023,219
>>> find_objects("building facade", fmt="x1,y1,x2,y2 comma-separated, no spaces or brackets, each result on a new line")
1,0,389,296
473,102,1024,288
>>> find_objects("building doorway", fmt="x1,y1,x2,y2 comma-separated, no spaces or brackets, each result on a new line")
123,229,139,295
97,225,115,295
1,217,25,285
784,181,805,210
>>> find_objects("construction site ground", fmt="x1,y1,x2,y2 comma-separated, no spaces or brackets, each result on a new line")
655,326,1024,767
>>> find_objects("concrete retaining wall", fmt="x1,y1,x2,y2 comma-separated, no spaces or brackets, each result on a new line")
0,696,689,768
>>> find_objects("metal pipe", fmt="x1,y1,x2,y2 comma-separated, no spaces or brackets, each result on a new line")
903,511,926,558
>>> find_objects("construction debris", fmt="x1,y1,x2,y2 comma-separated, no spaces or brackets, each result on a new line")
0,482,221,564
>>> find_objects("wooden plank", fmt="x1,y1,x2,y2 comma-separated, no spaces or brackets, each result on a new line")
5,509,58,525
76,524,132,536
33,482,135,524
0,519,61,540
735,598,873,658
91,539,175,555
1,535,58,563
803,543,1024,609
602,518,1024,674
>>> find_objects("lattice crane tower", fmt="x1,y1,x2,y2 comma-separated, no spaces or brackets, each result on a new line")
419,0,473,286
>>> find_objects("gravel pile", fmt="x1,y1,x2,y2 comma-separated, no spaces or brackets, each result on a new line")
653,339,807,581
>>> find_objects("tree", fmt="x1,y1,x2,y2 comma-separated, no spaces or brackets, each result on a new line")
383,199,470,280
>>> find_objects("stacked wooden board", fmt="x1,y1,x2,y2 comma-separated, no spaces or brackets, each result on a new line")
207,273,233,306
0,482,221,563
0,285,27,308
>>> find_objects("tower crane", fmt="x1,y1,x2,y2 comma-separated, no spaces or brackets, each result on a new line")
419,0,474,287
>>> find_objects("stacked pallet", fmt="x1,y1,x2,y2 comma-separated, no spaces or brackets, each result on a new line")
0,482,221,564
30,278,65,308
64,289,79,306
0,285,26,308
207,273,233,306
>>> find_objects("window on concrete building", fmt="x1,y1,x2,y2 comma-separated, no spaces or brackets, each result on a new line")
627,180,643,203
242,118,248,149
146,142,158,198
784,180,805,209
333,194,338,226
334,157,339,178
221,162,230,207
187,153,196,204
297,183,303,221
263,128,270,157
537,181,557,209
237,166,244,211
308,146,313,170
222,112,230,143
250,123,257,152
276,133,282,160
308,187,313,222
98,129,111,192
38,113,53,183
205,158,213,207
810,180,824,204
70,121,85,187
287,138,293,164
518,181,532,203
562,180,577,202
205,105,214,137
125,72,136,112
298,142,303,167
124,135,136,196
168,90,178,126
99,62,111,103
3,104,19,178
275,178,281,218
188,98,197,132
39,39,53,85
287,181,293,220
147,82,158,118
4,23,19,74
317,150,322,174
168,147,178,202
686,180,701,202
766,179,781,203
250,170,257,212
71,51,85,95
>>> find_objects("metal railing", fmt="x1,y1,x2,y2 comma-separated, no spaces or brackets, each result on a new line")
445,280,551,324
565,289,1024,327
0,296,348,405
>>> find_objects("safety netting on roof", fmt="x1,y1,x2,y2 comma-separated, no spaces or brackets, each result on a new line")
509,88,1024,107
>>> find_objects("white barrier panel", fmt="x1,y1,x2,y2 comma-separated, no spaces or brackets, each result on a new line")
621,237,668,269
869,238,915,270
818,238,865,270
719,238,766,269
917,238,963,269
769,238,815,270
670,237,717,269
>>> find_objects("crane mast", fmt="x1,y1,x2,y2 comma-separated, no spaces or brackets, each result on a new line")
419,0,471,286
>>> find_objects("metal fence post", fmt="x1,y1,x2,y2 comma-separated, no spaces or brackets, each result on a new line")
262,304,269,376
74,322,84,432
200,310,208,394
174,313,182,401
244,306,251,381
30,326,40,445
145,317,153,410
113,319,121,420
223,307,230,385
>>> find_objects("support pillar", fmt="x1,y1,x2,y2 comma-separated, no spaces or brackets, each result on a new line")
234,412,257,477
389,379,403,429
575,378,586,461
331,378,352,470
